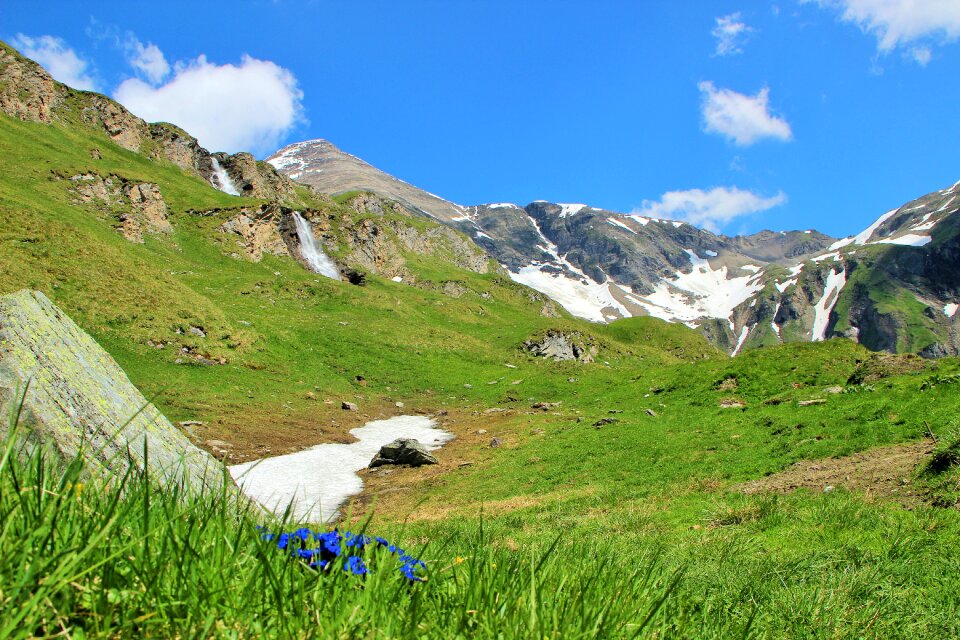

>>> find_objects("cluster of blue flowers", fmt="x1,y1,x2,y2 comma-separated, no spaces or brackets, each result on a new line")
258,526,427,582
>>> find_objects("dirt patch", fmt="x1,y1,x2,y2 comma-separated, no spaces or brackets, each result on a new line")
735,440,935,506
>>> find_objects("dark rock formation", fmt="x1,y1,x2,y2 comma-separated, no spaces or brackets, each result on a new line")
369,438,438,467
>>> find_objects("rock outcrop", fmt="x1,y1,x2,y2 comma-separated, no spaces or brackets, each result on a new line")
0,290,222,491
522,330,598,363
67,173,172,243
369,438,438,467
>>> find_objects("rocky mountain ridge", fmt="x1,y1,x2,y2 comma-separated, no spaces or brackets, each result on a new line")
269,139,960,357
0,41,296,203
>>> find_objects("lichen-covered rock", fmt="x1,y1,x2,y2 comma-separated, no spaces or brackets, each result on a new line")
0,290,222,491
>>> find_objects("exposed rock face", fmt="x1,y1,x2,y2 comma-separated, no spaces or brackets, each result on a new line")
369,438,438,467
218,206,289,261
0,44,60,122
149,122,207,172
0,290,222,491
217,152,297,201
67,173,171,243
267,139,464,220
523,330,598,363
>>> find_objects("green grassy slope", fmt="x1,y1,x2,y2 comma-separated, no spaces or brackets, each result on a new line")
4,106,960,638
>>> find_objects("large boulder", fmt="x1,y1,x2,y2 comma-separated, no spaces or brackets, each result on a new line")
522,330,597,362
369,438,438,468
0,290,222,491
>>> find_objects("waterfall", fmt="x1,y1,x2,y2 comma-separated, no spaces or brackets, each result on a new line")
293,212,341,280
209,157,241,196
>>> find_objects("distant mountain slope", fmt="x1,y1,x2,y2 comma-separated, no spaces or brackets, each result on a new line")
270,138,960,357
267,140,465,221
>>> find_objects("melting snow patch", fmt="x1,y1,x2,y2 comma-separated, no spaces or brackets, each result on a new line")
625,251,763,324
741,264,761,273
811,267,846,341
705,250,718,257
391,276,403,283
229,416,454,523
812,251,840,262
775,278,798,293
771,303,782,337
944,303,958,318
854,209,897,245
509,266,627,323
475,230,494,240
487,203,519,209
874,234,932,247
829,237,854,251
606,217,638,234
731,325,751,356
558,203,588,218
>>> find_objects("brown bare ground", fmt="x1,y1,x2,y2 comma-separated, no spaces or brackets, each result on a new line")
735,440,935,506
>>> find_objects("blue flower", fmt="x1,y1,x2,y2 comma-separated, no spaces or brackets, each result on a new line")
344,556,368,575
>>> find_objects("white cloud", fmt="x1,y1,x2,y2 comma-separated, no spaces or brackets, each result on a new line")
10,34,97,91
124,36,170,84
632,187,787,233
712,12,753,56
114,54,304,155
809,0,960,63
698,81,793,146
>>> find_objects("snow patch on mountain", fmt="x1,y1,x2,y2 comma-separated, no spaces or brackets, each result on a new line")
625,251,764,324
811,266,846,341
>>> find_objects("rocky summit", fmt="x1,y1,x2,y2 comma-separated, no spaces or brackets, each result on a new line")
270,138,960,357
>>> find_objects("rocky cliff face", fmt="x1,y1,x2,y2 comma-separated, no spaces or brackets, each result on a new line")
205,192,491,282
0,290,222,490
0,41,297,204
269,137,960,357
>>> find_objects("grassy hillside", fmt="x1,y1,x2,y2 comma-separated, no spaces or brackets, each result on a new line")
4,106,960,638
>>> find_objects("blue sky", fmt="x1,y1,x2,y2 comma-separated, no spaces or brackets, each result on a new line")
3,1,959,238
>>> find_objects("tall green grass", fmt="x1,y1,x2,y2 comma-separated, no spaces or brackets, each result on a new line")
0,391,701,639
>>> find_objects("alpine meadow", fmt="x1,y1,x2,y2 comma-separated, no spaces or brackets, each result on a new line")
2,3,960,638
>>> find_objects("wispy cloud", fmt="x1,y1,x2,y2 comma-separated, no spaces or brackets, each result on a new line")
114,53,305,155
698,81,792,146
712,12,753,56
807,0,960,65
632,187,787,233
124,36,170,84
10,34,97,91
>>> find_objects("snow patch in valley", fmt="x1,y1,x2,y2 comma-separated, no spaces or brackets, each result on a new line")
812,251,841,262
740,264,761,273
705,250,718,257
811,266,846,341
229,416,454,523
775,278,798,293
731,324,752,356
626,251,764,324
509,266,629,323
944,303,958,318
771,303,782,337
